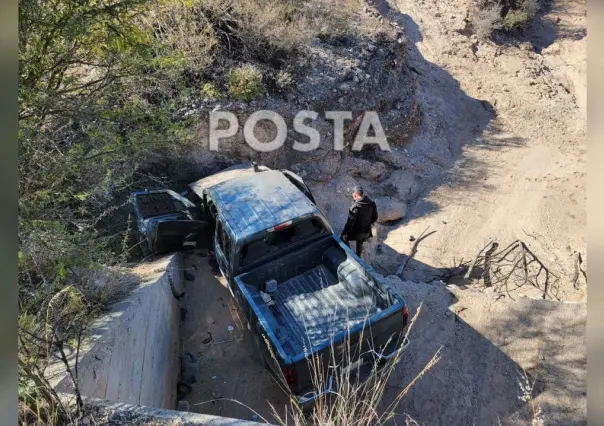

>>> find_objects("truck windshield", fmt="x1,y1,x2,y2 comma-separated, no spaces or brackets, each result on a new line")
240,218,326,266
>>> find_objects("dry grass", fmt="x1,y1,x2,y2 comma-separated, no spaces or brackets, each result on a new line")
471,3,503,39
227,64,263,100
66,266,140,307
254,303,443,425
145,0,366,87
471,0,540,38
517,368,544,426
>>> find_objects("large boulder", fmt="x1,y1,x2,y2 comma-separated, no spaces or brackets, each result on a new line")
375,196,407,223
381,169,421,201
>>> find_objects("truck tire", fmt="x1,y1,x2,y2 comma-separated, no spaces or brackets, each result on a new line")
139,235,151,257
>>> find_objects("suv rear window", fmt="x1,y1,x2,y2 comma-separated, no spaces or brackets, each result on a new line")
240,218,326,266
136,192,186,219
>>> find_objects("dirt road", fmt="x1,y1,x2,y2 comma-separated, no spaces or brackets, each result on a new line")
367,0,587,301
367,0,587,423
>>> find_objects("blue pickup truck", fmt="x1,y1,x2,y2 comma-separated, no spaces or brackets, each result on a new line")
132,163,410,406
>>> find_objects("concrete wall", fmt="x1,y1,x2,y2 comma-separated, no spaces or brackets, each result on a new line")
50,254,183,409
81,397,272,425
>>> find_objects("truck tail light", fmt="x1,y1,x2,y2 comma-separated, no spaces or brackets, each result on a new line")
402,305,409,330
268,220,293,233
282,365,297,387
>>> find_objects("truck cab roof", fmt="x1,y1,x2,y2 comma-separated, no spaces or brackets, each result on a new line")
206,170,326,242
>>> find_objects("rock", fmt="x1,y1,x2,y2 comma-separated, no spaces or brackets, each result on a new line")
339,83,351,93
375,197,407,223
177,400,190,411
81,417,91,426
184,271,195,281
382,169,421,201
383,274,404,289
341,157,386,181
109,411,125,422
295,149,342,181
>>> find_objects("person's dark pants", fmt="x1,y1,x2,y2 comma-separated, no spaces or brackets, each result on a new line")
343,230,371,256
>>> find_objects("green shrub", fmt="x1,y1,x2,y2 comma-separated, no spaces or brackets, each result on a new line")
502,9,531,30
227,64,263,100
202,82,222,99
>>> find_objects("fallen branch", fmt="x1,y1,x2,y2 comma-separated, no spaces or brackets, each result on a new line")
482,242,499,288
464,240,494,279
572,252,587,289
396,227,436,276
466,239,561,300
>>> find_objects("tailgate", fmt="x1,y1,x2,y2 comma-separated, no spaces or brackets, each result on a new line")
292,300,408,390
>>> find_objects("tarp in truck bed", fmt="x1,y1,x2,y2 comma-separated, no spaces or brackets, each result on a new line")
247,265,383,358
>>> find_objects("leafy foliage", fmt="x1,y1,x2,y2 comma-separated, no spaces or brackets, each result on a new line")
227,64,263,100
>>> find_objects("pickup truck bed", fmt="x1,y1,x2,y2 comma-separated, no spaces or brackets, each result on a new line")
248,264,383,358
236,237,400,362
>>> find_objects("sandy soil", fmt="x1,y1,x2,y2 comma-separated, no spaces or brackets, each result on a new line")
368,0,587,424
371,0,587,302
381,277,586,425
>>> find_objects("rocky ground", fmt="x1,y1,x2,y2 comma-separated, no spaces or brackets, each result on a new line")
370,0,587,424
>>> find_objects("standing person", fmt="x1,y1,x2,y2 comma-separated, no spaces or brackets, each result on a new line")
340,186,378,257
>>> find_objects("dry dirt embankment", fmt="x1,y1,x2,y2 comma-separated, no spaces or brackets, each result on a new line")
370,0,586,301
363,0,586,424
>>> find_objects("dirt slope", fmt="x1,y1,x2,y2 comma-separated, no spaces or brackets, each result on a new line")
381,276,586,425
366,0,587,302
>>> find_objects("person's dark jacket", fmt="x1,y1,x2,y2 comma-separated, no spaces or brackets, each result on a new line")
341,195,378,238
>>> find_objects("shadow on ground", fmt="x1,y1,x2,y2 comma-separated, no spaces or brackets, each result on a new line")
378,278,586,425
177,255,290,423
359,3,586,425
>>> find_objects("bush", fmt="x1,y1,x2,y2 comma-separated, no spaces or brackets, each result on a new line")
227,64,263,100
275,70,294,91
202,82,222,99
502,9,531,30
471,0,540,38
471,4,503,39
